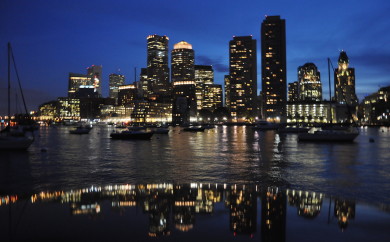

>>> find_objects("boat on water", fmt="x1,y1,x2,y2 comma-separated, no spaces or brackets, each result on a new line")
110,130,154,140
252,121,280,131
0,43,34,151
278,126,309,133
298,127,359,142
69,126,91,134
182,126,205,132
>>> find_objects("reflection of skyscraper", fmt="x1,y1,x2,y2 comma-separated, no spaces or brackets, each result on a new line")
173,185,196,232
334,51,358,106
334,199,355,231
261,187,286,242
227,36,257,122
298,63,322,102
171,41,196,125
87,65,102,97
109,73,125,102
229,185,257,235
147,35,170,97
261,16,287,122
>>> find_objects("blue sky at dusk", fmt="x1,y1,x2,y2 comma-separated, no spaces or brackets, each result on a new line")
1,0,389,114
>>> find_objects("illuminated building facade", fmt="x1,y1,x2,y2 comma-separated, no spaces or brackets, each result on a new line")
298,63,322,102
109,73,125,101
87,65,102,97
58,97,80,120
195,65,214,110
203,84,223,111
224,75,231,107
118,84,138,106
288,81,299,102
140,68,150,98
228,36,257,122
334,51,358,106
147,35,170,98
286,102,334,124
261,15,287,122
68,73,90,98
171,41,196,124
38,101,59,121
360,86,390,125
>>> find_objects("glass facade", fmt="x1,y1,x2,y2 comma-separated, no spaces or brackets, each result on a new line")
298,63,322,102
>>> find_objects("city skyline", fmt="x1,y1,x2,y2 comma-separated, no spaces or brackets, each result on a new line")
1,0,390,114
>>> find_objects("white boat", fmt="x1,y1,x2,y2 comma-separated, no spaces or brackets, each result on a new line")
298,127,359,142
0,43,34,151
252,121,280,131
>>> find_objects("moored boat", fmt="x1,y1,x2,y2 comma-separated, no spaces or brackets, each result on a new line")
69,126,91,134
182,126,205,132
298,127,359,142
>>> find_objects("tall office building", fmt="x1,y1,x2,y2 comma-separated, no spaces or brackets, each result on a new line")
87,65,102,97
298,63,322,102
195,65,214,110
171,41,196,124
261,15,287,122
227,36,257,121
109,73,125,101
334,51,358,105
146,35,170,97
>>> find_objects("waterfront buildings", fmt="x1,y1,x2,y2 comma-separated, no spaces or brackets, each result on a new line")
195,65,223,112
261,16,287,122
68,73,90,98
227,36,257,122
109,73,125,102
298,63,322,102
359,86,390,125
171,41,196,124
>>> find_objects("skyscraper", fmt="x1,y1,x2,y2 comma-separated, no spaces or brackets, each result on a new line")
109,73,125,102
171,41,196,124
298,63,322,102
227,36,257,122
146,35,170,97
195,65,214,110
261,15,287,122
334,51,358,105
87,65,102,97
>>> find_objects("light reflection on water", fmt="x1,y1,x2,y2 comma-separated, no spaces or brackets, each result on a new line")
0,184,389,242
0,126,389,205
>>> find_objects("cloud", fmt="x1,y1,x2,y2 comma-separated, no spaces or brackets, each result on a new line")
196,55,229,73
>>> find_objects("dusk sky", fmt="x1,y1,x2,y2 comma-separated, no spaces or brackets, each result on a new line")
1,0,389,114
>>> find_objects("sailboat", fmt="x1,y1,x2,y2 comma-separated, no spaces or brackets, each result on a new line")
0,43,34,150
298,58,359,142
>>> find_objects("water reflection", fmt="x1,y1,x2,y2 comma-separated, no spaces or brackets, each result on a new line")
1,183,389,241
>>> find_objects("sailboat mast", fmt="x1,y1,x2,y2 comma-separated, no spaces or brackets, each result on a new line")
7,43,11,127
328,58,333,124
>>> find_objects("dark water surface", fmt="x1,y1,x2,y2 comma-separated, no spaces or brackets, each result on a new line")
0,125,389,241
